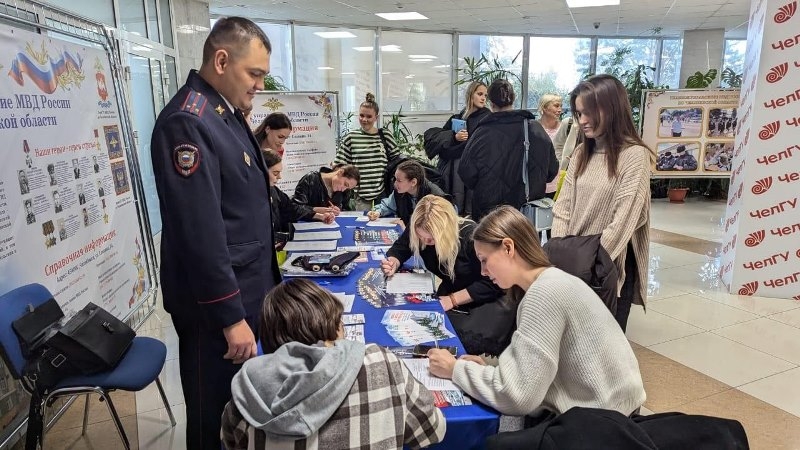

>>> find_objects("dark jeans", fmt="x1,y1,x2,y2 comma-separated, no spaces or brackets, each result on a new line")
615,243,636,332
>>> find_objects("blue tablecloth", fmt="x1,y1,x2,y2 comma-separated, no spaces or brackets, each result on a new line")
292,216,500,449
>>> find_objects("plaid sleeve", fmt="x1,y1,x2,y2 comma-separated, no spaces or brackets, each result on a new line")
385,351,446,448
220,401,249,450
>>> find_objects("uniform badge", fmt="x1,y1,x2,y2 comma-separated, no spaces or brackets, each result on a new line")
243,152,251,167
173,144,201,177
215,104,225,115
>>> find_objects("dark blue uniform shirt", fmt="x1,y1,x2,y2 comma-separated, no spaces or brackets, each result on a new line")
150,70,280,329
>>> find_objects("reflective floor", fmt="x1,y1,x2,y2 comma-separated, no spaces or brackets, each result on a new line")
42,197,800,449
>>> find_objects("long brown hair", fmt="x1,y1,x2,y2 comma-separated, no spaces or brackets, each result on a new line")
473,206,551,301
569,74,651,178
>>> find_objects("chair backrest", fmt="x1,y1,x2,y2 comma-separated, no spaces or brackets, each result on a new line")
0,283,55,379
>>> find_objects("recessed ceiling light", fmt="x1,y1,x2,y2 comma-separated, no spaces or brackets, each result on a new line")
353,46,373,51
433,64,451,68
375,12,428,20
381,45,402,52
313,31,357,39
408,54,437,59
566,0,619,7
404,74,415,79
341,72,355,75
410,58,434,62
317,66,334,70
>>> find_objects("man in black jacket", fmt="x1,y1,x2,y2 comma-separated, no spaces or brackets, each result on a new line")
459,79,558,222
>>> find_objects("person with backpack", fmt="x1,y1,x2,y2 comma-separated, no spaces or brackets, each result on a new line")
335,93,401,210
458,79,558,222
368,160,452,228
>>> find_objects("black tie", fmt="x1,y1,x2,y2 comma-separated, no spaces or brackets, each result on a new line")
233,109,249,131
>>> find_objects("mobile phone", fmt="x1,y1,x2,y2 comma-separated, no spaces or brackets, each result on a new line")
414,344,457,356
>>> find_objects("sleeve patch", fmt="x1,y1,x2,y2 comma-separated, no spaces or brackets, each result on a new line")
173,143,201,177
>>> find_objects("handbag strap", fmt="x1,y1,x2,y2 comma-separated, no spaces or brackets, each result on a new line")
522,119,530,202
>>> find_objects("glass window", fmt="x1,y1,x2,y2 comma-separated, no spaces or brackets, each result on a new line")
722,39,746,87
381,31,452,112
145,0,160,42
165,54,178,99
659,39,682,89
119,0,147,37
159,0,173,48
596,38,658,79
257,22,293,91
48,0,114,26
294,25,375,116
458,35,524,109
528,37,592,112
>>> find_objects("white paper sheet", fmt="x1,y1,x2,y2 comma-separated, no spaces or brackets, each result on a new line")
293,221,340,231
344,324,365,343
337,211,365,217
366,218,399,228
386,272,434,294
354,216,370,222
283,240,338,251
402,358,462,391
342,313,365,325
332,292,356,312
293,230,342,241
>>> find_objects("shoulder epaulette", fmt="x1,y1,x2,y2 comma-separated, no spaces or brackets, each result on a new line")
180,90,208,117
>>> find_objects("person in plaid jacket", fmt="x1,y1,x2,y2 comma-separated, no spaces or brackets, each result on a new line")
221,278,446,449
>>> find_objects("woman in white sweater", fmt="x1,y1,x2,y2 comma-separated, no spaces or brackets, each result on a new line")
428,206,645,418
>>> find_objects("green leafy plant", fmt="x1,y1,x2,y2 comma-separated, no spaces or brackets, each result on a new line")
684,69,718,88
383,107,433,164
263,74,289,91
720,67,743,88
337,111,354,146
454,51,523,87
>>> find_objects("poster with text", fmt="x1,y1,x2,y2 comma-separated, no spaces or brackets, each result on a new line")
248,92,339,194
642,89,740,176
0,26,149,319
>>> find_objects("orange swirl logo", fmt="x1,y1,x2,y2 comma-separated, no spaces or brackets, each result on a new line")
759,121,780,140
775,1,797,23
738,281,759,296
793,295,800,301
766,62,789,83
744,230,765,247
751,176,773,194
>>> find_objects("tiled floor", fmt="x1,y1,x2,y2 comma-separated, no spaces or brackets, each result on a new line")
40,197,800,449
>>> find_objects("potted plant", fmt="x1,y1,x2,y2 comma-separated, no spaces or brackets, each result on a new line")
684,69,718,88
667,178,691,203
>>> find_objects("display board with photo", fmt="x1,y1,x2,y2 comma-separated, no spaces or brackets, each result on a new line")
641,89,739,176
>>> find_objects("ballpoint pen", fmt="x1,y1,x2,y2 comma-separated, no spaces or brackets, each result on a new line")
434,337,439,349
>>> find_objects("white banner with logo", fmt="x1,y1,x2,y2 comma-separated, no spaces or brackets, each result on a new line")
720,0,800,300
641,89,740,177
0,25,149,318
248,91,339,194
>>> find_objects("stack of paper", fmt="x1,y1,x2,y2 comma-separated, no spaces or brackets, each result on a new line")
381,310,454,346
386,272,434,294
293,230,342,241
332,292,356,312
282,240,338,252
293,221,339,231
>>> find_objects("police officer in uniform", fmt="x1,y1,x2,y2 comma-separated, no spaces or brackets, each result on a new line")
149,17,280,450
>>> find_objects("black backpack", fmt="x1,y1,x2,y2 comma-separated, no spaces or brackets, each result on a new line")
378,129,445,197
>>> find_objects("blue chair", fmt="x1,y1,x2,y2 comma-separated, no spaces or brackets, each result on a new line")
0,283,175,449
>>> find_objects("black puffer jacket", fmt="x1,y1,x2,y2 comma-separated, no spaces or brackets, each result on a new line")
292,167,354,210
459,110,558,222
424,107,491,214
270,186,314,233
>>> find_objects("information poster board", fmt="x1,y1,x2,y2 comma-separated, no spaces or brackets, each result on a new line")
0,26,150,319
248,92,339,194
641,89,740,176
719,0,800,300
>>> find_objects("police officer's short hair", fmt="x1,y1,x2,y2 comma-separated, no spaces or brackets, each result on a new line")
202,17,272,65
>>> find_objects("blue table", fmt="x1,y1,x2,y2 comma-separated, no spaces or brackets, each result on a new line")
293,216,500,449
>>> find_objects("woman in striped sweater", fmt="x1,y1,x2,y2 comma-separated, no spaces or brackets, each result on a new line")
552,74,655,331
335,93,401,210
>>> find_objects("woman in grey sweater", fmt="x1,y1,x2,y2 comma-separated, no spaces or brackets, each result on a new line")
428,206,645,419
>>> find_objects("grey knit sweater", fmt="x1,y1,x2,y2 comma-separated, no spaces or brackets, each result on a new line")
452,268,646,417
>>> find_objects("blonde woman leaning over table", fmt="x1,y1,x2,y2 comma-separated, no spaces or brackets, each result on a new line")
427,206,645,422
380,196,509,356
